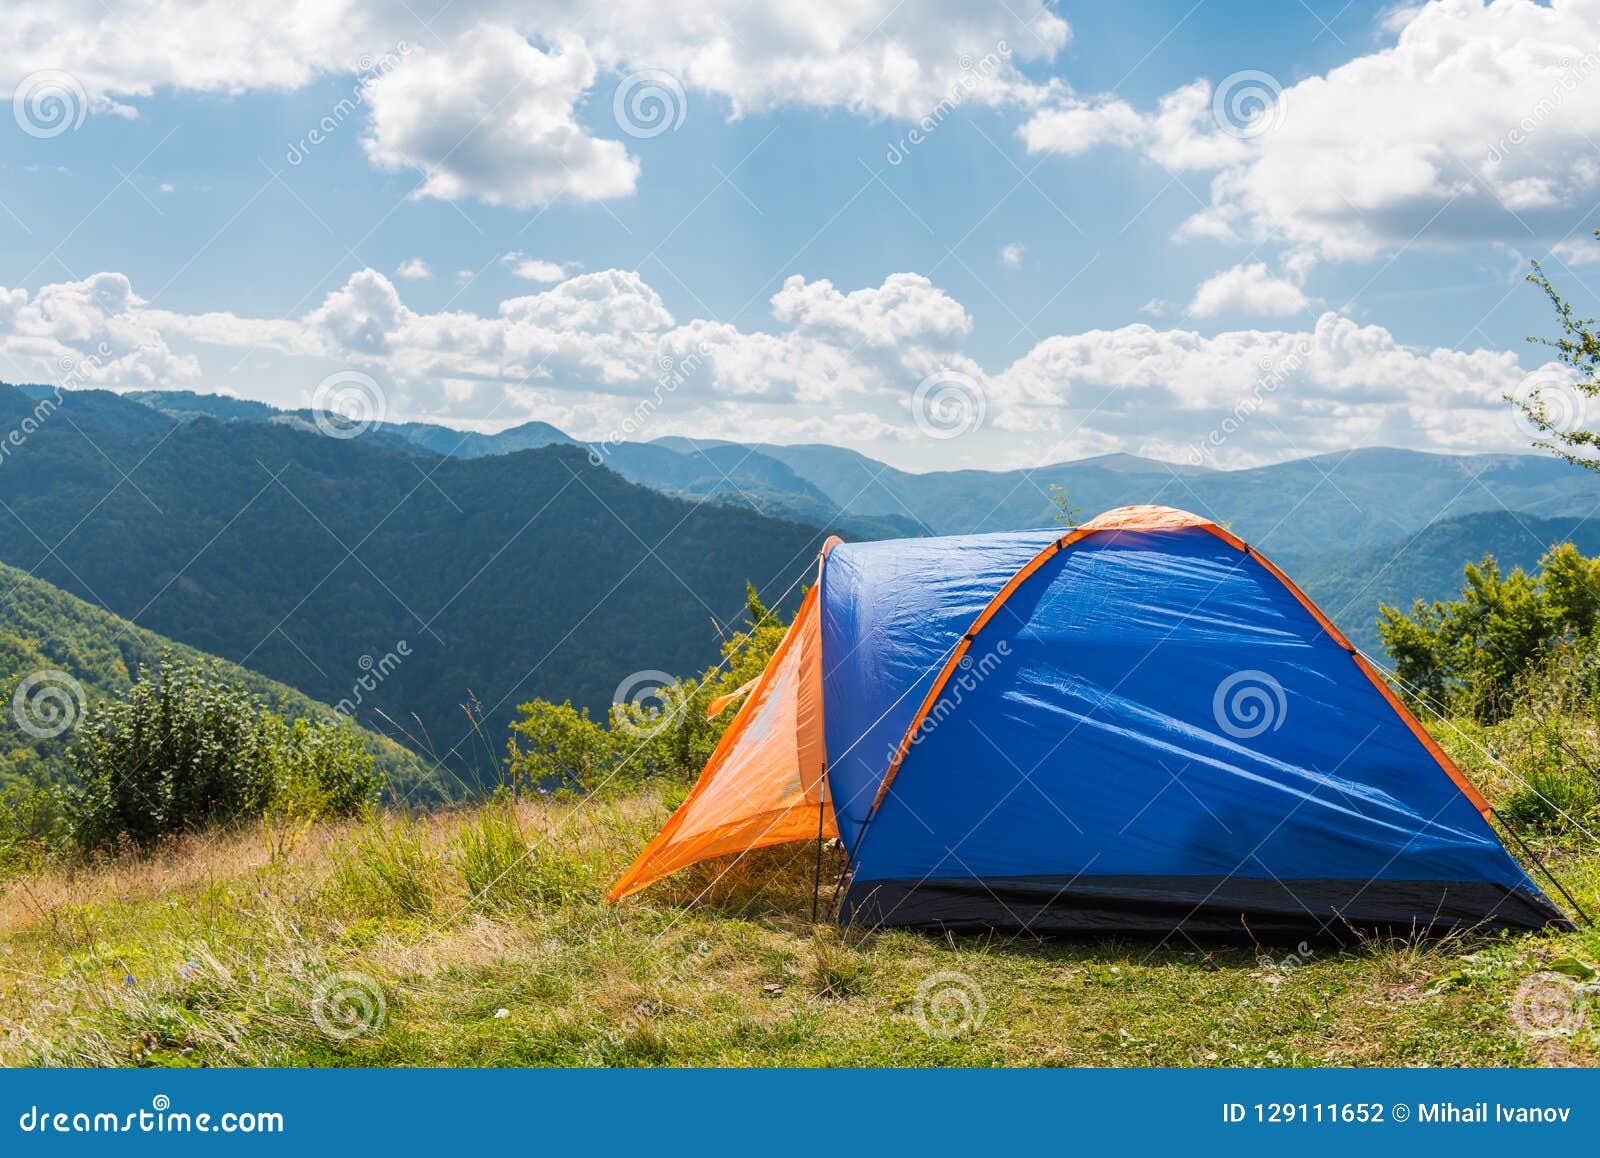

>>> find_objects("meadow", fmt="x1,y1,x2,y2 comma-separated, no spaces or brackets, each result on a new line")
4,746,1595,1068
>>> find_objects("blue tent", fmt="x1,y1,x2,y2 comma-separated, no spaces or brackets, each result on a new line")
613,505,1568,936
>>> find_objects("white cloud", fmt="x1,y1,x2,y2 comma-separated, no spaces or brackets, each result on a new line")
5,266,1561,470
3,3,1070,206
1023,0,1600,260
501,252,572,282
1188,263,1310,318
362,28,638,209
395,258,433,280
1138,298,1167,317
1000,243,1024,267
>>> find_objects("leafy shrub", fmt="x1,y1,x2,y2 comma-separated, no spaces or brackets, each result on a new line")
66,658,381,851
1380,543,1600,721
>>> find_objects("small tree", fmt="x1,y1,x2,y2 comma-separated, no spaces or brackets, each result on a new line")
1513,231,1600,468
1379,543,1600,721
1047,484,1081,528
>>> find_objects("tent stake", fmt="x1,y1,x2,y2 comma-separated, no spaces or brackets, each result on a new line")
1492,807,1594,927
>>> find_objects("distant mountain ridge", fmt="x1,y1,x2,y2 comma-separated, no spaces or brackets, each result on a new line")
114,388,1600,557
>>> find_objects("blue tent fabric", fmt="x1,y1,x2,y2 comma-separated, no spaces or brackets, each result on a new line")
820,517,1566,936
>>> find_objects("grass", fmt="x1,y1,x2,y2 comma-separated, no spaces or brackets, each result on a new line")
2,776,1598,1068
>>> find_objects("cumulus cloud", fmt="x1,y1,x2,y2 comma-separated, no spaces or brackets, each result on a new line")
1023,0,1600,259
4,2,1070,205
362,28,637,208
0,272,200,388
395,258,432,280
2,266,1560,469
1000,243,1024,267
1187,263,1310,318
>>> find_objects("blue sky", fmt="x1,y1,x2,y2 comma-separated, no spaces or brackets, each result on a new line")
2,0,1598,470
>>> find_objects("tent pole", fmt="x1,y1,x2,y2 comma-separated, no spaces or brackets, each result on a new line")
1491,807,1594,927
811,765,827,923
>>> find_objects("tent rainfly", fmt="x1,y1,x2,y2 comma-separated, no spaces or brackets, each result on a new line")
608,505,1570,936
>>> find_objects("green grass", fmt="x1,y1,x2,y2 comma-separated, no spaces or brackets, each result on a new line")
2,777,1597,1069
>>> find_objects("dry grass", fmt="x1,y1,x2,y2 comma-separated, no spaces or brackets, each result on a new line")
2,785,1598,1068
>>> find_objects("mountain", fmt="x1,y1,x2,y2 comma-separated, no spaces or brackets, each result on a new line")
0,559,444,801
0,386,825,785
125,390,917,539
1283,510,1600,655
123,388,1600,555
745,442,1600,556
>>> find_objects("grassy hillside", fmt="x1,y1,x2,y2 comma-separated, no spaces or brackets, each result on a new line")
0,387,824,783
0,560,444,802
2,763,1594,1068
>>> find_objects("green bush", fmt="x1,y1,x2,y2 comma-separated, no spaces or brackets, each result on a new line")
1380,543,1600,721
66,658,381,851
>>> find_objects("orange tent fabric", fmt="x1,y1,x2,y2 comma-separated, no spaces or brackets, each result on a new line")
606,551,837,900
